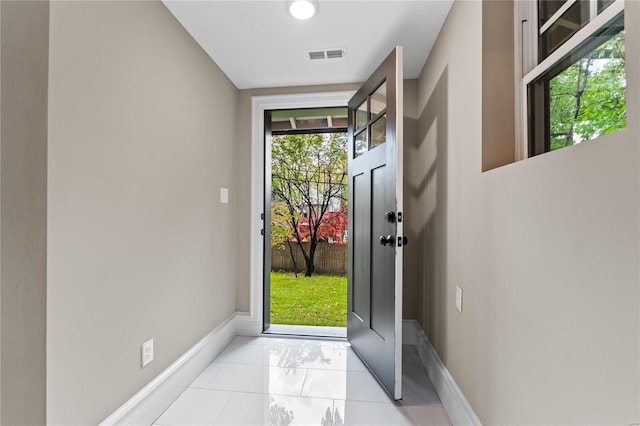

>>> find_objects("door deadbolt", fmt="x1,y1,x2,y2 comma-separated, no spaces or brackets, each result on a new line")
384,211,396,223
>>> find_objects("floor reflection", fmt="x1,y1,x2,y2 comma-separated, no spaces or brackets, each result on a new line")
154,336,452,426
269,339,332,371
270,397,294,425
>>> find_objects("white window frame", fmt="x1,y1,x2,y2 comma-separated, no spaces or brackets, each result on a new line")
514,0,625,160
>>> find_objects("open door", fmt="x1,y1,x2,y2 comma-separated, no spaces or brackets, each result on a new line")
347,47,404,400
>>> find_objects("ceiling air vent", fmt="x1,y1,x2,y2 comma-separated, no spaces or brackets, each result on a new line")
306,47,346,61
308,50,326,60
326,49,344,59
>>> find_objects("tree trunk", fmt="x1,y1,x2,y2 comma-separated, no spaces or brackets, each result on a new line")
304,260,315,277
285,240,298,278
304,240,317,277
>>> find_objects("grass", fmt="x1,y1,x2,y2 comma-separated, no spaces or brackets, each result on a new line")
270,271,347,327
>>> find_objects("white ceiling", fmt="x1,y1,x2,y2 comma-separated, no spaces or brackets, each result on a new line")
163,1,453,90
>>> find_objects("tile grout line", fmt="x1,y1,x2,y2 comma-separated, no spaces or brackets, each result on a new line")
298,368,310,397
201,363,225,390
211,388,335,401
210,390,236,426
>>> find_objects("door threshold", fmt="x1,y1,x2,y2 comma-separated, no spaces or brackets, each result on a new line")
264,324,347,339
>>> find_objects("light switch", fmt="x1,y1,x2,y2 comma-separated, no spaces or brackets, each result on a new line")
220,187,229,204
455,286,463,313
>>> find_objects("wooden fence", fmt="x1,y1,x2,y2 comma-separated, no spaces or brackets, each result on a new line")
271,242,347,275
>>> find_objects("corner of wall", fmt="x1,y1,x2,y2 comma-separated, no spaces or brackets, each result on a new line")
481,0,515,171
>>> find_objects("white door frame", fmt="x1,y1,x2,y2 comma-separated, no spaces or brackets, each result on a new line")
247,91,356,333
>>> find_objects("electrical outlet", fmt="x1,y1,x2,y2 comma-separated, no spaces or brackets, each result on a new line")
455,286,463,313
141,338,154,368
220,187,229,204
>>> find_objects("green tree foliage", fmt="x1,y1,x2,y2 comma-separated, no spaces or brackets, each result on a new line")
271,203,302,277
549,31,626,150
271,132,347,277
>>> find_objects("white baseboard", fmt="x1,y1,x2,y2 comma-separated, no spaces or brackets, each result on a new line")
234,311,262,336
100,313,242,426
403,320,482,426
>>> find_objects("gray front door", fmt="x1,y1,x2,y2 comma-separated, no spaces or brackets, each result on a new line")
347,47,404,400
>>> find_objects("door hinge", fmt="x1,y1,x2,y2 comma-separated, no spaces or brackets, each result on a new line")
261,229,264,236
261,213,264,220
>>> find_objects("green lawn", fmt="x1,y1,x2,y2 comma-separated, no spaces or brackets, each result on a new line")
270,271,347,327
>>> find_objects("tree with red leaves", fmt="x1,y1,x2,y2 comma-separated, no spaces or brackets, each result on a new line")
296,207,347,244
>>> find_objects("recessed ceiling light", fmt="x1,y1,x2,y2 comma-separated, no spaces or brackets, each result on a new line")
289,0,318,20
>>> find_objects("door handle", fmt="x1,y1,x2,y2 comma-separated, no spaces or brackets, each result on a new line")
379,235,394,246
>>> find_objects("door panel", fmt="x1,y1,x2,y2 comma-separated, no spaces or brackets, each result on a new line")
352,172,370,321
347,47,404,400
370,165,390,336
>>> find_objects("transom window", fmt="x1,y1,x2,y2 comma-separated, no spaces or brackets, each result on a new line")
353,80,387,158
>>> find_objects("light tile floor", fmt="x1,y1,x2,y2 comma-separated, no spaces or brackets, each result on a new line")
154,336,451,426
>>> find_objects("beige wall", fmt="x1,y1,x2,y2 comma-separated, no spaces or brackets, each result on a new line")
0,1,49,424
47,1,239,423
402,78,420,320
410,0,639,423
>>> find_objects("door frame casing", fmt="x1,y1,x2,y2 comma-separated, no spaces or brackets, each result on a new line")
248,91,356,333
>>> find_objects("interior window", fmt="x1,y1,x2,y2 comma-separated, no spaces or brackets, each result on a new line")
521,0,626,157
